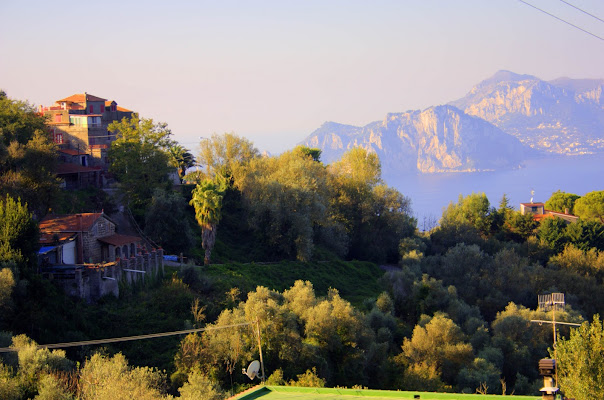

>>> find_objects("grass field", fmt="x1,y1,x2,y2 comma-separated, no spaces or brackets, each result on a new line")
232,386,542,400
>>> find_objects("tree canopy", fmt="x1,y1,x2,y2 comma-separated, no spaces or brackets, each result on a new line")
108,114,173,214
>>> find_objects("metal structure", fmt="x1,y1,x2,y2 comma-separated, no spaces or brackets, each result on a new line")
531,293,580,397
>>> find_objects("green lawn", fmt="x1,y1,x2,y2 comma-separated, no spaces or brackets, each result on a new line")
232,386,541,400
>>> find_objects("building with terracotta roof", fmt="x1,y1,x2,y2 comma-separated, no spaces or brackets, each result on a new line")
520,202,579,223
39,212,142,264
40,92,134,184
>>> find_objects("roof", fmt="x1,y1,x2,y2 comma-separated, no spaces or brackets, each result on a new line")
105,100,117,106
97,234,141,247
230,386,540,400
520,202,544,207
39,232,76,244
56,164,102,174
40,213,106,234
57,93,107,103
116,105,131,112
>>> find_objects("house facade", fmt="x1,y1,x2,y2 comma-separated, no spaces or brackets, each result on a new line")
40,93,133,185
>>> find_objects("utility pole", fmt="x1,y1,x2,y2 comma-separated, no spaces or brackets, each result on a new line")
255,319,266,384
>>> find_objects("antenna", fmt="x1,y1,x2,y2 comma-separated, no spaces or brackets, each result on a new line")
530,189,535,203
242,360,261,380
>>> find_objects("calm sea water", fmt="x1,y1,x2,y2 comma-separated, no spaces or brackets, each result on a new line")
384,154,604,229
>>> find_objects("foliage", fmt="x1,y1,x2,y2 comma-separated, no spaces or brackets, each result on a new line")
167,144,195,183
400,313,473,384
289,367,326,387
0,268,15,315
144,189,194,255
545,190,580,215
177,367,224,400
198,132,259,179
108,114,173,215
34,374,74,400
0,195,39,269
537,217,568,253
328,148,415,262
0,92,59,216
0,363,20,400
79,353,168,400
555,314,604,400
190,175,228,265
440,193,495,237
235,148,332,261
573,190,604,223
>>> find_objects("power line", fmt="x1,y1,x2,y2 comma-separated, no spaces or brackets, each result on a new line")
517,0,604,41
0,322,251,353
558,0,604,24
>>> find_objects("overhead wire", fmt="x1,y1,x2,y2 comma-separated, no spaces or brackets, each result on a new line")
558,0,604,24
0,322,252,353
517,0,604,41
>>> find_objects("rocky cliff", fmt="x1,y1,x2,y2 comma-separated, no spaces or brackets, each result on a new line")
304,105,527,176
449,70,604,154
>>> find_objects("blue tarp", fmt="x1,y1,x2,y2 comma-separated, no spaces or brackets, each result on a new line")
38,246,57,254
163,255,178,262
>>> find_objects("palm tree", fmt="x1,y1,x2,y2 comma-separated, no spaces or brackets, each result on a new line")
189,175,227,265
168,144,196,183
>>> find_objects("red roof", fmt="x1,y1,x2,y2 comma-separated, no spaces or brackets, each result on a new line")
57,93,107,103
97,234,141,247
116,105,131,112
56,164,102,174
40,213,105,233
39,232,76,244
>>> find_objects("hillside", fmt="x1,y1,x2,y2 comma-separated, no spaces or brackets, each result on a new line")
304,105,527,177
449,70,604,154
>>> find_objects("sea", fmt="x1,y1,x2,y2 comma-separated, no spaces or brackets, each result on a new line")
384,154,604,230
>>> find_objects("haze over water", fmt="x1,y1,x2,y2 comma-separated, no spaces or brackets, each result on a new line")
385,154,604,228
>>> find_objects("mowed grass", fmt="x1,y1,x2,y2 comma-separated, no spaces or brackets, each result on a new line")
203,260,386,306
234,386,541,400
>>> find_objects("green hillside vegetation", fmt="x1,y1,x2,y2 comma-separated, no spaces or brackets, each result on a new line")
1,94,604,399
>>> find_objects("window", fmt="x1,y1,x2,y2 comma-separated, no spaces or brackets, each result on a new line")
101,105,105,113
81,156,87,166
54,133,63,144
54,114,62,123
111,104,116,112
89,105,94,113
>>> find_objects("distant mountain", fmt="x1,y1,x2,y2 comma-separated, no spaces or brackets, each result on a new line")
449,70,604,154
304,105,527,177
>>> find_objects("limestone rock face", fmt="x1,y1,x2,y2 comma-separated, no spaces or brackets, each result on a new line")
303,105,526,176
449,70,604,154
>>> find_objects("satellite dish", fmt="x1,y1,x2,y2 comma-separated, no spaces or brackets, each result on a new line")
242,360,261,380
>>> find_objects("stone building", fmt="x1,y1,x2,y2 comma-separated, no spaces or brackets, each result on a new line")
40,93,134,184
39,212,141,264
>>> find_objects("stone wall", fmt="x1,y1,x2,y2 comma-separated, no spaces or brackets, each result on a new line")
46,249,164,302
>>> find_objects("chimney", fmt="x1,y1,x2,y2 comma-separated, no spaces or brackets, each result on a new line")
565,208,569,215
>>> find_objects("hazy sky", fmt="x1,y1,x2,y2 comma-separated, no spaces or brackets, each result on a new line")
1,0,603,153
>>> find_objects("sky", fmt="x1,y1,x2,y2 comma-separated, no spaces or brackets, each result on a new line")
1,0,603,154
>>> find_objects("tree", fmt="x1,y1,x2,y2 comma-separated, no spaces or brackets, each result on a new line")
555,315,604,400
545,190,580,215
108,114,173,215
574,190,604,223
177,368,224,400
189,175,228,265
401,313,474,384
537,217,568,253
235,149,332,261
167,143,196,183
0,195,39,269
440,193,494,236
198,133,259,179
79,353,167,400
328,148,414,262
144,189,194,255
0,93,59,216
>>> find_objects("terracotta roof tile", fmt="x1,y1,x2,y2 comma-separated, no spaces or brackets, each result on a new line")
39,232,76,244
57,93,107,103
116,106,131,112
40,213,104,233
